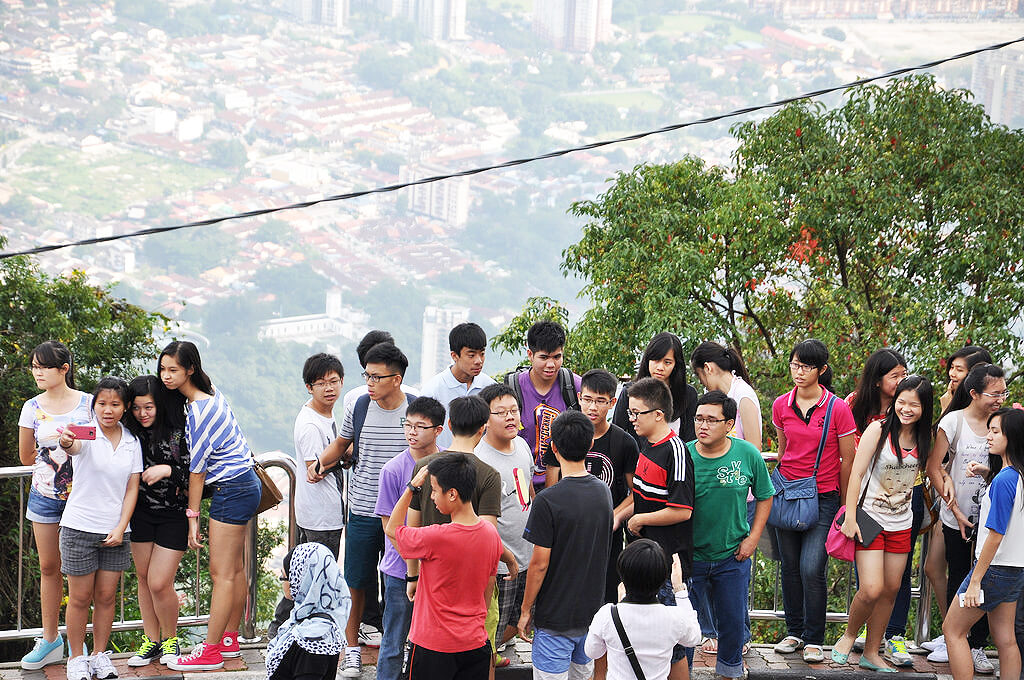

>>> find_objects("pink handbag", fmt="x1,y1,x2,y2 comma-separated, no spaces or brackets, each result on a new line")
826,505,855,562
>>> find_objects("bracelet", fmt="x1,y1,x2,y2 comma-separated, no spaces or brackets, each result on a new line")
405,574,418,582
407,482,421,493
186,509,200,519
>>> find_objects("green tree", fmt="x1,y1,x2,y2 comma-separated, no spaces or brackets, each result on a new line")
208,139,248,170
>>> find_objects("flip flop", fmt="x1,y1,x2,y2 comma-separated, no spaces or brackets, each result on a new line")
700,637,718,654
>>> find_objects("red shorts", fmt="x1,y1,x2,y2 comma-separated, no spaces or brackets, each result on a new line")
855,527,913,554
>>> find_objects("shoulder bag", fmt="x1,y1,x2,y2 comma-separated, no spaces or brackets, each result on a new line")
767,395,836,532
610,605,646,680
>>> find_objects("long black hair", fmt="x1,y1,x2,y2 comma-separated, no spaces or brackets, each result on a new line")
636,332,691,422
789,338,833,390
944,345,992,381
690,341,753,388
984,408,1024,485
32,340,75,389
938,363,1005,423
850,348,908,434
126,375,186,443
159,341,214,395
873,375,933,470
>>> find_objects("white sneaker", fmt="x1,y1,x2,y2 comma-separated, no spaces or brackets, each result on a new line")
885,636,914,667
65,655,92,680
357,623,382,648
972,647,995,674
91,651,118,679
340,646,361,677
926,641,948,663
921,634,944,652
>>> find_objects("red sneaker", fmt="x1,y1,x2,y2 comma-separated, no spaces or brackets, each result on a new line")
219,631,241,658
167,642,224,671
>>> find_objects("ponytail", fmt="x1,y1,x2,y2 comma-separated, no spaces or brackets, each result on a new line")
690,341,754,389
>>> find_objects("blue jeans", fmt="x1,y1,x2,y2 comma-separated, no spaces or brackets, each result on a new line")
690,556,751,677
696,501,756,646
658,579,695,667
378,574,413,680
773,491,839,646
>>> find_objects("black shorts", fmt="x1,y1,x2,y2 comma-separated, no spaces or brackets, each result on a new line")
406,642,490,680
130,506,187,552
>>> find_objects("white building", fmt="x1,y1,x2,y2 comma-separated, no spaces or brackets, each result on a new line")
399,162,470,226
971,43,1024,127
420,305,469,386
288,0,350,31
533,0,613,52
416,0,466,41
258,289,368,350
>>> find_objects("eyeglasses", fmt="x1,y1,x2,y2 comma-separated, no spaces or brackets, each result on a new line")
789,361,817,373
982,390,1011,399
310,378,342,390
362,371,398,384
626,408,659,420
402,421,437,432
580,396,611,407
490,408,520,418
694,416,728,426
30,364,57,371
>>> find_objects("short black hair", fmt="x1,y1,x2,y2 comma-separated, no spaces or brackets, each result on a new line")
617,538,670,603
357,330,394,368
478,383,521,410
363,342,408,377
407,396,446,427
302,353,344,385
580,369,618,398
448,395,490,436
527,321,566,354
627,377,672,419
428,452,477,504
92,376,131,413
550,410,593,462
449,322,487,355
696,390,737,422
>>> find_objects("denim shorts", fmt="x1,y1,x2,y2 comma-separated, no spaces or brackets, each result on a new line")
60,526,131,576
208,468,261,526
957,564,1024,612
26,488,66,524
531,628,591,675
344,513,383,590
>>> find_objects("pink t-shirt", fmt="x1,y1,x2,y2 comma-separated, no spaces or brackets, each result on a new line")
396,520,502,653
771,387,857,494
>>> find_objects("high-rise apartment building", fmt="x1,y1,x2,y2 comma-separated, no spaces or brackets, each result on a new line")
971,44,1024,127
747,0,1018,18
399,162,471,226
289,0,350,31
420,305,469,386
416,0,467,40
533,0,613,52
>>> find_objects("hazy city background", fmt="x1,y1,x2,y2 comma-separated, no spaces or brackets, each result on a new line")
2,0,1022,452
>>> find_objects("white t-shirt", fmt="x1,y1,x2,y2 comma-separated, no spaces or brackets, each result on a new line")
859,438,920,531
62,423,143,535
727,374,762,443
19,392,93,500
938,410,989,530
585,589,702,680
976,467,1024,567
293,403,344,531
474,437,534,574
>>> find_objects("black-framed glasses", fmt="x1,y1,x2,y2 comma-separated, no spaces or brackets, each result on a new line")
490,408,520,418
402,421,437,432
694,416,728,426
580,396,612,407
310,378,342,390
788,361,817,373
362,371,398,384
626,408,659,420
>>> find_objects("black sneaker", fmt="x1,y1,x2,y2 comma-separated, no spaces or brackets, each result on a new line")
127,637,161,667
159,637,181,665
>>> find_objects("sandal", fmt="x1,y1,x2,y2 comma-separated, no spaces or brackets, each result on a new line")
700,637,718,655
743,643,750,656
803,645,825,663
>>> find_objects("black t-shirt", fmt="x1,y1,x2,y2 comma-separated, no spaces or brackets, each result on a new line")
612,382,699,447
269,643,339,680
632,433,695,578
543,423,640,506
523,474,612,634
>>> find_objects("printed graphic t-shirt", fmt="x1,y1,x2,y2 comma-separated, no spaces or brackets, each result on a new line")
543,423,640,506
475,437,535,574
19,392,92,500
633,432,695,576
937,410,989,530
516,370,582,485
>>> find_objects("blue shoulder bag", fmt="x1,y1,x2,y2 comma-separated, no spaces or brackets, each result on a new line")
767,395,836,532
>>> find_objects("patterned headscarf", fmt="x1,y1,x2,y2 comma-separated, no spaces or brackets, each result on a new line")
265,542,350,678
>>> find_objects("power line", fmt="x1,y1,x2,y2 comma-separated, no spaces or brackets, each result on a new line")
2,35,1022,261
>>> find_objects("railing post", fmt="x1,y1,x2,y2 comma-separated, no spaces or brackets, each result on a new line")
915,526,933,645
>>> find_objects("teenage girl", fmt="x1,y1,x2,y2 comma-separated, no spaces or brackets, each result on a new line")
831,376,933,671
18,341,92,671
927,363,1008,673
943,408,1024,680
941,346,993,413
847,349,909,439
161,341,262,672
58,377,143,680
613,332,698,444
125,376,191,667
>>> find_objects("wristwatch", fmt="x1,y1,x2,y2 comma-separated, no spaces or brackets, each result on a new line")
185,509,200,518
407,482,421,493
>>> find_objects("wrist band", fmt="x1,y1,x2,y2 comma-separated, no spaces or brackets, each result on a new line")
406,574,418,582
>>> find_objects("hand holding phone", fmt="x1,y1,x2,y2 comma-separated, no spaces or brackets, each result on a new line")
959,589,985,607
66,424,96,440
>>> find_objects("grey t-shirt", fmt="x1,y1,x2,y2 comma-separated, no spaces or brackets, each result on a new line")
341,399,408,518
475,437,535,574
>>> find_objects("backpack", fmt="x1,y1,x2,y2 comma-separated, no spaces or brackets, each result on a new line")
504,367,580,413
350,392,415,465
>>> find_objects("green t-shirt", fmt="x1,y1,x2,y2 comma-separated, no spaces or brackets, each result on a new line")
688,437,774,562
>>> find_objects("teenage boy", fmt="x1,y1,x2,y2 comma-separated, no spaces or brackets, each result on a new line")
375,397,446,680
386,454,503,680
475,384,535,660
624,376,695,670
343,329,417,416
315,342,412,678
422,322,495,449
268,353,346,639
519,410,613,680
688,391,773,680
543,369,640,603
504,321,582,487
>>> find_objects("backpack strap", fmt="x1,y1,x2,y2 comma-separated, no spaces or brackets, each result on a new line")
504,370,525,411
351,394,371,465
559,367,580,411
812,394,837,475
610,605,646,680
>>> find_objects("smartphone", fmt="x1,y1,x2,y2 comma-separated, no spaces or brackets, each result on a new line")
66,424,96,440
959,589,985,607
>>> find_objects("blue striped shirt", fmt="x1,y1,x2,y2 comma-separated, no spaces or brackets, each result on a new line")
186,389,253,483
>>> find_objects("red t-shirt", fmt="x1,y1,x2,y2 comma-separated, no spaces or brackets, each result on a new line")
396,520,502,653
771,387,857,494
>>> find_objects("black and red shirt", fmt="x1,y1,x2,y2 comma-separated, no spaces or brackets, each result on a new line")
632,431,694,577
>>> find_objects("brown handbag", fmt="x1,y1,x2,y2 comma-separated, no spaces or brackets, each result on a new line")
253,457,283,514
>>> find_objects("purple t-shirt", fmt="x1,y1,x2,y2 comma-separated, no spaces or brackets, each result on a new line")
516,370,582,484
374,448,417,579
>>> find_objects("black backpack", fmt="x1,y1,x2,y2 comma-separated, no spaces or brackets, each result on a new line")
504,367,580,412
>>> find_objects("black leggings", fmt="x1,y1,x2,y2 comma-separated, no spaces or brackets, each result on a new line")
944,524,989,648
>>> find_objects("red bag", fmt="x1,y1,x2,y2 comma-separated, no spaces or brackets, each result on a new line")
826,505,855,562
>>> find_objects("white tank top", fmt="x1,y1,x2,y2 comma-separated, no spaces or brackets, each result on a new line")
859,436,919,531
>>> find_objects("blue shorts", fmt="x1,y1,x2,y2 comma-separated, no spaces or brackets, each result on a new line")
531,629,590,674
208,468,261,525
957,564,1024,612
26,487,66,524
345,513,383,590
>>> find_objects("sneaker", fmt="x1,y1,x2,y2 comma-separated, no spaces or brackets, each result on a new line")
65,654,92,680
972,647,995,674
21,633,64,670
926,641,948,663
358,623,382,648
167,642,225,671
159,637,180,665
341,645,361,677
219,631,241,658
127,636,161,667
885,636,914,667
774,636,804,653
853,636,866,652
921,634,944,652
91,651,118,679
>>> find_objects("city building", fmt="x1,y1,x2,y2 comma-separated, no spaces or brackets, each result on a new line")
420,305,469,386
533,0,613,52
416,0,467,40
288,0,350,31
971,43,1024,126
747,0,1019,19
258,289,368,350
399,162,471,226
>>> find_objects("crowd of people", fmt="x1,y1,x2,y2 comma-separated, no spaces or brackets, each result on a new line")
14,324,1024,680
